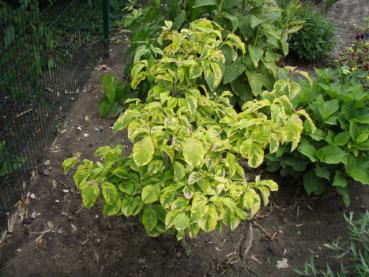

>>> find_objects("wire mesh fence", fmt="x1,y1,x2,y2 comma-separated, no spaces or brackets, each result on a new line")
0,0,118,226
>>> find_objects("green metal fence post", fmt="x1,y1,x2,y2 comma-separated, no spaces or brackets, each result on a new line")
103,0,109,56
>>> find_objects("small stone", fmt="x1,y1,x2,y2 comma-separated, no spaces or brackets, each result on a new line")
44,160,51,166
30,193,36,199
62,189,69,193
83,133,89,138
41,169,50,176
176,252,181,258
47,222,54,230
16,248,22,252
61,211,67,216
77,126,82,131
85,115,89,121
95,215,99,219
30,211,36,219
276,258,289,269
52,180,57,188
94,127,100,132
55,199,60,204
96,238,101,243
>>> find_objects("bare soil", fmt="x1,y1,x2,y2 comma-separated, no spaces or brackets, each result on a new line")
1,1,369,274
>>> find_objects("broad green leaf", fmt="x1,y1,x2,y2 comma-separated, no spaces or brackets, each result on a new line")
316,145,347,165
336,187,350,207
63,152,80,173
147,160,164,175
173,161,186,181
189,63,203,79
102,182,118,205
103,198,121,216
113,110,140,133
250,15,264,28
186,94,198,114
248,45,264,68
298,140,316,162
245,70,265,96
142,208,158,232
314,165,330,181
102,73,117,103
318,99,340,120
141,184,160,204
80,181,99,208
248,144,264,168
346,156,369,185
192,0,217,8
160,188,176,208
173,213,190,232
183,138,205,168
332,171,347,188
198,205,218,232
121,196,142,216
303,171,326,195
223,60,245,84
133,136,155,166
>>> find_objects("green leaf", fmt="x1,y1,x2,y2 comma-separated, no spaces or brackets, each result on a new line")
198,205,218,232
133,136,155,166
245,70,264,96
303,171,326,195
80,181,99,208
102,182,118,205
142,208,158,232
332,171,347,188
63,152,80,173
103,198,121,216
316,145,347,165
113,110,140,133
314,165,330,181
99,98,113,118
183,138,205,168
250,15,265,29
248,144,264,168
193,0,217,8
189,63,203,79
102,73,117,103
121,196,143,216
297,140,316,162
186,94,198,114
345,156,369,185
147,160,164,175
223,60,245,84
173,161,186,181
141,184,160,204
336,187,350,207
248,45,264,68
318,99,340,120
173,213,190,232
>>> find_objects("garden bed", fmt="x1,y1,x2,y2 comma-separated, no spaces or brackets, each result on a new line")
1,40,368,276
1,0,369,276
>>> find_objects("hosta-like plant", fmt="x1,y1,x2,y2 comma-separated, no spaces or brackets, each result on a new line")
64,20,311,239
266,67,369,205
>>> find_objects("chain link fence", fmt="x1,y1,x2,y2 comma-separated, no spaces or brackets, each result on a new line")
0,0,118,226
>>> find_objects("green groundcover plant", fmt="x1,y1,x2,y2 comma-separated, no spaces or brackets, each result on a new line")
65,19,312,239
98,0,304,116
296,212,369,276
266,67,369,205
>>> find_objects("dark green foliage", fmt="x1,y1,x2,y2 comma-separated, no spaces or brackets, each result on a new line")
289,4,335,61
296,212,369,276
0,141,24,177
266,67,369,205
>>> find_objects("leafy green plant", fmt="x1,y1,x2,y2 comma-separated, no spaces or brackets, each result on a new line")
296,212,369,276
266,67,369,205
289,4,335,61
64,19,310,239
120,0,303,106
98,73,137,118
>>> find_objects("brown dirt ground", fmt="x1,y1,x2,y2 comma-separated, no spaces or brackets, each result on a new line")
1,3,369,275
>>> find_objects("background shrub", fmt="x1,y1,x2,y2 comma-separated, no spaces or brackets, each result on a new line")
289,4,335,61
